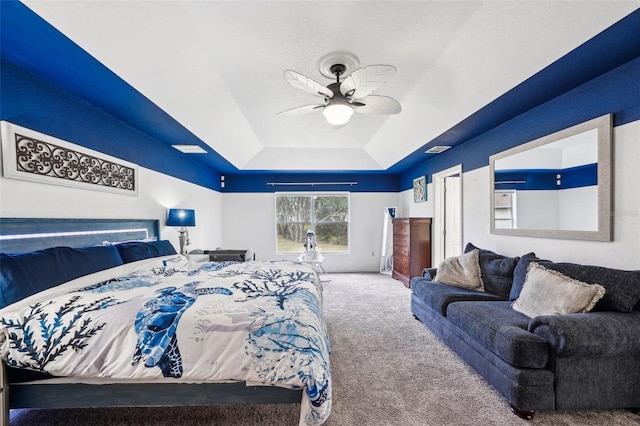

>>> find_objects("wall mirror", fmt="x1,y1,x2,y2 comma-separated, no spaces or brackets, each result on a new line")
489,114,612,241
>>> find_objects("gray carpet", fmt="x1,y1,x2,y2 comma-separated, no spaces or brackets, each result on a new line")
9,273,640,425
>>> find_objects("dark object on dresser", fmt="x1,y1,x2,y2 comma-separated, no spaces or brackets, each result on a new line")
410,243,640,419
204,249,254,262
392,217,432,287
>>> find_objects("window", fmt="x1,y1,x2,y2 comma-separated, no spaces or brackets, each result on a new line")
275,193,349,254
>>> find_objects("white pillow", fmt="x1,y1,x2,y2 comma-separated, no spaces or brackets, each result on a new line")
512,262,605,318
434,249,484,292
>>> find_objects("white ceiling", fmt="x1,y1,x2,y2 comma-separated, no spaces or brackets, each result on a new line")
21,1,638,171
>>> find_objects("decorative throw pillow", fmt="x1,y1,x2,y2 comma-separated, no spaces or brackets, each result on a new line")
509,253,541,301
510,255,640,312
0,245,124,309
464,243,519,298
434,249,484,292
115,240,177,263
512,262,605,318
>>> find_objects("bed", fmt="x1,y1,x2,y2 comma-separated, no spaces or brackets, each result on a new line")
0,218,331,426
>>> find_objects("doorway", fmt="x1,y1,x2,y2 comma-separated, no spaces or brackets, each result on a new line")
433,165,463,264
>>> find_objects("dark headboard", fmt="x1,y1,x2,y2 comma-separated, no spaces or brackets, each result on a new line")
0,218,160,254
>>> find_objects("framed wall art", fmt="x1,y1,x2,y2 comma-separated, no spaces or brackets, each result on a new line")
413,175,427,203
1,121,138,196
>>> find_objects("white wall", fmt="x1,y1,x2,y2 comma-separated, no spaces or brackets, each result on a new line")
3,119,636,272
0,165,223,253
221,192,399,272
516,190,560,229
558,185,598,230
514,186,598,231
399,183,435,219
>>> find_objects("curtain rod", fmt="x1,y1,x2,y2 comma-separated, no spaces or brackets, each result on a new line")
266,182,358,187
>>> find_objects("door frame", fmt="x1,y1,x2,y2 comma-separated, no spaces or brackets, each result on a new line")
433,164,463,265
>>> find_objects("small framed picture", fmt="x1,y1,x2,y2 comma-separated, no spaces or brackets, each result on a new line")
413,176,427,203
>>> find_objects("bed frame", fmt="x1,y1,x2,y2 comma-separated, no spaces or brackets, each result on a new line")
0,218,302,426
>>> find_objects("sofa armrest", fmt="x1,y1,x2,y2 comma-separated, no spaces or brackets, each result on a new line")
529,311,640,357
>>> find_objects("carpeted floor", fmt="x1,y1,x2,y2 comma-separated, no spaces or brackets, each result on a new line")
9,273,640,425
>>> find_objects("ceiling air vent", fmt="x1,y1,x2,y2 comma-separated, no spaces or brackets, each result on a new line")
425,145,451,154
172,145,207,154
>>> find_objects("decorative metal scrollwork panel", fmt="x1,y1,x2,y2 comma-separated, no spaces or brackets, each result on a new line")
15,134,135,191
1,121,138,196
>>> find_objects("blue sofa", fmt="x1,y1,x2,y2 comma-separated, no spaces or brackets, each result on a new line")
410,244,640,419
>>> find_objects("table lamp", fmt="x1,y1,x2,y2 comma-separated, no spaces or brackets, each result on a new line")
166,208,196,255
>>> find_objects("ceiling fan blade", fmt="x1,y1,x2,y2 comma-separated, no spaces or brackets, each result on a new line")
284,70,333,98
277,104,325,116
351,95,401,115
340,65,396,99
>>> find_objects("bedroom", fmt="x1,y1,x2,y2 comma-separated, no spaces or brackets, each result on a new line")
1,1,639,425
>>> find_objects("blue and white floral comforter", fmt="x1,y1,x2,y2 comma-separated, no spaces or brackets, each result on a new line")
0,256,331,425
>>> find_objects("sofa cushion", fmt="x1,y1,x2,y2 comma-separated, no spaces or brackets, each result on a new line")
434,249,484,291
0,245,124,309
447,301,550,369
115,240,177,263
411,278,504,316
512,262,606,318
464,243,520,298
510,255,640,312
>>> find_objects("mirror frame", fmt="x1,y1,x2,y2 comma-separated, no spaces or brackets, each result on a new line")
489,114,612,241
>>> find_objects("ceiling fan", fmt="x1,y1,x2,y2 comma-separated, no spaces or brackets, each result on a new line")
277,54,401,127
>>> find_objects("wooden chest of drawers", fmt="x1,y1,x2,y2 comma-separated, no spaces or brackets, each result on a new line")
392,217,432,287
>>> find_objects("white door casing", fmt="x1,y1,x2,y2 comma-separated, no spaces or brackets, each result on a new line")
433,164,463,265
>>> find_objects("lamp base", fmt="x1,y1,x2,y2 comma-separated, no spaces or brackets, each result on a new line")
178,229,187,255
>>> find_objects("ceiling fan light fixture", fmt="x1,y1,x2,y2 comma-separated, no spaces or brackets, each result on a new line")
279,57,399,127
323,104,353,126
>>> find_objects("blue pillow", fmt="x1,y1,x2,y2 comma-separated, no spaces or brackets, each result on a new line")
464,243,520,299
0,245,124,309
115,240,177,263
509,253,542,301
510,255,640,312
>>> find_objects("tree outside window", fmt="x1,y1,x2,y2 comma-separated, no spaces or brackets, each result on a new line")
275,193,349,254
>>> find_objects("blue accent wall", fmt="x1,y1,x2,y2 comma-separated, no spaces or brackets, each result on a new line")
495,164,597,191
0,0,236,175
1,1,638,193
222,172,399,193
399,55,640,191
0,59,221,191
392,8,640,175
561,164,598,190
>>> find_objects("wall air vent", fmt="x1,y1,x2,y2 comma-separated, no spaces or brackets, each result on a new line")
172,145,207,154
425,146,451,154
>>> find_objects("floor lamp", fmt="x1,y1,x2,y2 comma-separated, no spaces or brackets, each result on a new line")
166,208,196,255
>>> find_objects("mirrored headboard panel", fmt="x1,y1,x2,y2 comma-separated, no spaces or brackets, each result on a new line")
489,114,612,241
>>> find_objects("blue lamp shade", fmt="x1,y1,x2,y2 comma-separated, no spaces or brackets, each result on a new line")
166,209,196,227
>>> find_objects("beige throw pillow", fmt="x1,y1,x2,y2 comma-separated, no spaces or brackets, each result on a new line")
434,249,484,292
512,262,605,318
